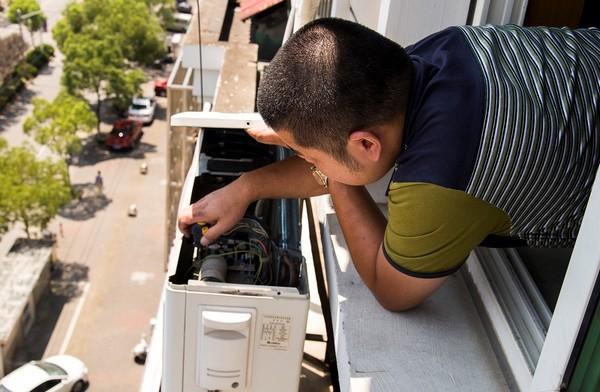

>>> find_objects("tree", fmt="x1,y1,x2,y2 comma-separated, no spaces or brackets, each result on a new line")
61,33,123,132
0,146,71,238
23,91,96,160
0,138,8,234
7,0,46,46
54,0,166,131
106,69,145,115
53,0,166,66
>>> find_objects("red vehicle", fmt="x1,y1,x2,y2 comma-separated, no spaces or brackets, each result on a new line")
154,78,167,97
106,119,143,151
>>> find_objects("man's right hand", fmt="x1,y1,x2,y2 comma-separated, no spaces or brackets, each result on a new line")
177,180,251,245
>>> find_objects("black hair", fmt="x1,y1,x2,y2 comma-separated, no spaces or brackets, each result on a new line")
257,17,413,166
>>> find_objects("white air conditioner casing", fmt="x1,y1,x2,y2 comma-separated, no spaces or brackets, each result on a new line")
162,112,310,392
163,270,309,392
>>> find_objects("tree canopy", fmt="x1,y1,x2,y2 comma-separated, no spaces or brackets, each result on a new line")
0,138,8,234
23,91,96,158
60,33,123,131
7,0,46,32
53,0,166,66
0,145,71,238
54,0,166,131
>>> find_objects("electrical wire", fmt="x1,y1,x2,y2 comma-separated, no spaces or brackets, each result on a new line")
195,0,204,107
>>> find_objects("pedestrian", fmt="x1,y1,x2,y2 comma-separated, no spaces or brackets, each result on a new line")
94,170,104,196
59,222,64,238
178,19,600,312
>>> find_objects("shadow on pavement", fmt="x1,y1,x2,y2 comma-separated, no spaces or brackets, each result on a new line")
154,104,166,121
72,135,158,167
0,89,36,132
50,261,90,298
59,183,112,221
11,261,89,368
37,63,56,76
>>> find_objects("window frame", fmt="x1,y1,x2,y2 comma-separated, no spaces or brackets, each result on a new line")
464,168,600,390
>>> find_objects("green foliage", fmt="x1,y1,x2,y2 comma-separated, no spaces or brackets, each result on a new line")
0,44,54,111
7,0,46,31
55,0,164,129
106,69,145,114
61,33,126,131
25,43,55,68
53,0,166,66
0,140,6,233
0,146,71,238
0,73,25,111
15,62,37,79
23,91,96,158
61,33,123,95
39,43,54,57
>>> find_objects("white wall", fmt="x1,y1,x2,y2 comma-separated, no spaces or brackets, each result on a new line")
331,0,471,47
349,0,381,30
377,0,471,46
181,44,226,106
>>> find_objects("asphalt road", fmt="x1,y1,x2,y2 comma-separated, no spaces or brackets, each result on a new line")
41,97,168,391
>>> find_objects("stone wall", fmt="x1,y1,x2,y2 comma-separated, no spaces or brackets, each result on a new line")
0,32,27,81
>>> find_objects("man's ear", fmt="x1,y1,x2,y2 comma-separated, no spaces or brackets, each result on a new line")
347,130,382,163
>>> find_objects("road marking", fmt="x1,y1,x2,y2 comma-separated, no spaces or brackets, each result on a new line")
59,282,91,355
131,271,155,285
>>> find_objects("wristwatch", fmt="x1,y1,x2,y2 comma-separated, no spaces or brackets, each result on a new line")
310,165,328,190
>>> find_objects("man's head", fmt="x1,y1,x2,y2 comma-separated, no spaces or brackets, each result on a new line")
257,18,412,172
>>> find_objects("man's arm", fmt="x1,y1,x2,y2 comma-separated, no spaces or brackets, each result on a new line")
178,155,326,243
328,180,447,311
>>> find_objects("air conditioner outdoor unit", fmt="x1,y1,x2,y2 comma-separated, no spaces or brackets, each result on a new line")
163,112,309,392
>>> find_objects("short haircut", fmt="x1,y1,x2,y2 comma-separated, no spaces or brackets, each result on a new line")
257,17,413,166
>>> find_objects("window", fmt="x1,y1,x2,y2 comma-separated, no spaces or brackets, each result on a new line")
33,362,67,377
31,379,61,392
466,169,600,390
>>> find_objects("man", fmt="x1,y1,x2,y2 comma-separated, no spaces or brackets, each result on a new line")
178,19,600,311
94,170,104,196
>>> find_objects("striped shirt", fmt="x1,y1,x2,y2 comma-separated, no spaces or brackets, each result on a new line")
384,25,600,277
460,25,600,247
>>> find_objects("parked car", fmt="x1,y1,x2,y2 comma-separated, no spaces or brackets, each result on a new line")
106,119,143,151
128,97,156,125
152,53,175,70
0,355,88,392
175,0,192,14
154,79,167,97
166,12,192,33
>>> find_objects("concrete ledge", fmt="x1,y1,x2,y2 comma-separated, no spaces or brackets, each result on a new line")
212,43,258,112
320,201,508,391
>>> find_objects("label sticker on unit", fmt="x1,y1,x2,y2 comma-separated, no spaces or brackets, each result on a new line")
259,315,292,350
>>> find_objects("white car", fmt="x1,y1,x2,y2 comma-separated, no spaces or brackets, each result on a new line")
0,355,88,392
128,97,156,125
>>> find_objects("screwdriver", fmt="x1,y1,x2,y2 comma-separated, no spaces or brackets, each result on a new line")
191,222,210,247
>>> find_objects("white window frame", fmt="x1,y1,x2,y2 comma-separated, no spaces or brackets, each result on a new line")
530,167,600,390
465,167,600,391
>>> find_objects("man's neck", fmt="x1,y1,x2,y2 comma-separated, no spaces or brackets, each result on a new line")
372,113,405,179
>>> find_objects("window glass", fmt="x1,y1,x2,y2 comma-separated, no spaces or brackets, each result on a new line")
33,361,67,377
31,379,61,392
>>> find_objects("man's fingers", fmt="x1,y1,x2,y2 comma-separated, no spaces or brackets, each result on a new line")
178,204,203,238
199,221,229,246
178,218,192,238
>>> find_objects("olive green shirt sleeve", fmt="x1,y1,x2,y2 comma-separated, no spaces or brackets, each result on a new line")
383,182,512,278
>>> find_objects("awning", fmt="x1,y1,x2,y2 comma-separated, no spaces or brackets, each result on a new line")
238,0,285,20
